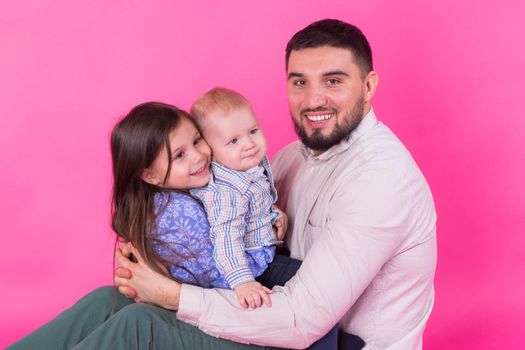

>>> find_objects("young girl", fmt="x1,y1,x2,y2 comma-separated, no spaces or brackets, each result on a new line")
110,101,231,289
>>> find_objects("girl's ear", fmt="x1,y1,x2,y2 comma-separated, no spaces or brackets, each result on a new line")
141,168,161,186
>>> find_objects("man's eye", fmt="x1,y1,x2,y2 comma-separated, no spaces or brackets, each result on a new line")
293,80,306,86
327,78,341,85
228,138,238,145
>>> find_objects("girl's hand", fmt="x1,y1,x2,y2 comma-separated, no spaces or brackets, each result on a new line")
234,280,272,309
272,206,288,242
114,242,181,310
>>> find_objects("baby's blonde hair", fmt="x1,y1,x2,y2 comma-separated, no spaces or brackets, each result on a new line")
190,87,253,125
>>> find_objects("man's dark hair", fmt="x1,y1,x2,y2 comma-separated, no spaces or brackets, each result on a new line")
285,19,373,78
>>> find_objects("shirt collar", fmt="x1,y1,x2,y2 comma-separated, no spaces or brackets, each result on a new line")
208,155,272,191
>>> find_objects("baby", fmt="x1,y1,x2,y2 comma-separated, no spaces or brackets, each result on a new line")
190,87,281,308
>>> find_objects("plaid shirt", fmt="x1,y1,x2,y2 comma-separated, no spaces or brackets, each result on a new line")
190,155,278,288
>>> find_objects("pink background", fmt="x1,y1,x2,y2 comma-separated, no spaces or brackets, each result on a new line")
1,1,524,348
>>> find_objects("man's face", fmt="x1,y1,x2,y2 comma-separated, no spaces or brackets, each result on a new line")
287,46,370,154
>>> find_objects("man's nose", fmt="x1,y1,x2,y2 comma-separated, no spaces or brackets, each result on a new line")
305,85,327,109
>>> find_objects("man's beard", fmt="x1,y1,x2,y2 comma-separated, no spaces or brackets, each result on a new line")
293,96,365,153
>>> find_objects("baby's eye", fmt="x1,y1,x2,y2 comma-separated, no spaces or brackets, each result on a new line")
250,128,258,135
228,138,238,145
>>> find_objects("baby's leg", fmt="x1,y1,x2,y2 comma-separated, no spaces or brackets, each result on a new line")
256,254,302,288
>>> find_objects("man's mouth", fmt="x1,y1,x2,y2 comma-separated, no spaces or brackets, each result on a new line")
305,113,334,122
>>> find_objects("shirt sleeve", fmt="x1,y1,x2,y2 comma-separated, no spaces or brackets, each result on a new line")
200,189,254,289
177,167,411,348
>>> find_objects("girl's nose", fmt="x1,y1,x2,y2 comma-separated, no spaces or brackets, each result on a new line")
192,148,206,163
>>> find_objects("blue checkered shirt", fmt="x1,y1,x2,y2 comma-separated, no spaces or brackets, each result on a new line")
190,155,278,288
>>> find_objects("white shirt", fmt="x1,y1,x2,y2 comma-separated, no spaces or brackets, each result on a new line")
178,109,437,349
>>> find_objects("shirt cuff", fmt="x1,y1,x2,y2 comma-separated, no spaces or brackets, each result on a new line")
177,284,202,327
225,266,255,289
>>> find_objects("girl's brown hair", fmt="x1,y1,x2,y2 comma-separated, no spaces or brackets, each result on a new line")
110,102,196,277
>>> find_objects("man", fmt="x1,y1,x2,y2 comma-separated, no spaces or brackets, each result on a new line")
116,18,437,349
8,19,436,350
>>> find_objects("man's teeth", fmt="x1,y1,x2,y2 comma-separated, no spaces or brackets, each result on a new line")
306,114,333,122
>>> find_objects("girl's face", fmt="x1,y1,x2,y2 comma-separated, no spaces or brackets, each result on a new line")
142,118,211,190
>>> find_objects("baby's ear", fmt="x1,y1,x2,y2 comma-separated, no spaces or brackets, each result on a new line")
141,168,161,186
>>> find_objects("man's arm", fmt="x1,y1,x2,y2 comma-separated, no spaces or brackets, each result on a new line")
177,168,410,348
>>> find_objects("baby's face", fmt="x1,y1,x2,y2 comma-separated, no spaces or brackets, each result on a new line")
202,106,267,171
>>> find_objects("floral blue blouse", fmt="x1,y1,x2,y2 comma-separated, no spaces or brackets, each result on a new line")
150,191,274,289
150,191,229,288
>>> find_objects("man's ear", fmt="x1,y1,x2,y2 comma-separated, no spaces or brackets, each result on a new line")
141,168,161,186
364,70,378,104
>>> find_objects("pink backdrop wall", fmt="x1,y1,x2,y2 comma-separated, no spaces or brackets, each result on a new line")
1,1,524,348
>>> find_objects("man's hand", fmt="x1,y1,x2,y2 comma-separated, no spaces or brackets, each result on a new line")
272,206,288,242
114,242,181,310
114,240,137,298
234,280,272,309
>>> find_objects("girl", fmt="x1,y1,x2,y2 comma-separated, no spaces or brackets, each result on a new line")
110,101,232,289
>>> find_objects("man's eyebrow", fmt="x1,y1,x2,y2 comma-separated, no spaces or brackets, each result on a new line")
287,70,350,80
287,72,304,80
323,70,349,77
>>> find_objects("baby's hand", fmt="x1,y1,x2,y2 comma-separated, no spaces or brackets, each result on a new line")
234,280,272,309
272,206,288,242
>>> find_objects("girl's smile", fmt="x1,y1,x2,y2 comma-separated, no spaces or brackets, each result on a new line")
142,118,212,190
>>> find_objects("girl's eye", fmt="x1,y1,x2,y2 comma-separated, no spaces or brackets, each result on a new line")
173,152,184,160
250,128,258,135
228,138,238,145
194,137,201,146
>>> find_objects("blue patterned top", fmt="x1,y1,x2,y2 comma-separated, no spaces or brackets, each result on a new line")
149,191,229,289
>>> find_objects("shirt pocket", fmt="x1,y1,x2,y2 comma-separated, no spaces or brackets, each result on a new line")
304,220,324,252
